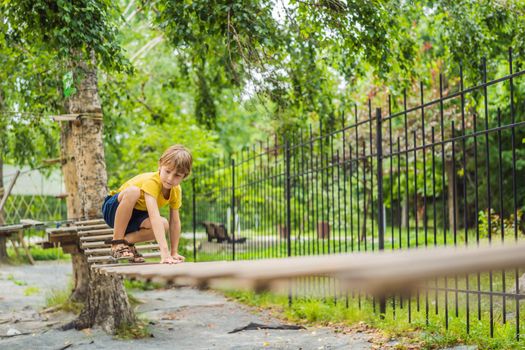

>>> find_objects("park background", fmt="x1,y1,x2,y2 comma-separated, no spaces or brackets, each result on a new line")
1,1,525,349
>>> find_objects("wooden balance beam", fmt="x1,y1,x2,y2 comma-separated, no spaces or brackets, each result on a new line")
93,242,525,296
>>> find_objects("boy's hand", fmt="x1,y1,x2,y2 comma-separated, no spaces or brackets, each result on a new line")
172,253,185,262
160,256,180,264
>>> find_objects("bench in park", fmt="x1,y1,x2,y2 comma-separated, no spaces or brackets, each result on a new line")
202,221,246,244
0,219,46,264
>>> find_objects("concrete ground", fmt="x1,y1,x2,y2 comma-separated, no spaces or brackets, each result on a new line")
0,261,375,350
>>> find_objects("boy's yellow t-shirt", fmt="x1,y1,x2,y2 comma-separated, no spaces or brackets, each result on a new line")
112,172,182,211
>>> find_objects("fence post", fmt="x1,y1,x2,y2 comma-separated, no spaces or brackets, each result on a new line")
231,158,236,261
284,136,293,307
285,138,292,258
376,107,386,316
192,177,197,262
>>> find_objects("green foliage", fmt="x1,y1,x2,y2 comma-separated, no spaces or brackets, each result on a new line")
1,0,130,72
478,208,524,239
7,274,27,286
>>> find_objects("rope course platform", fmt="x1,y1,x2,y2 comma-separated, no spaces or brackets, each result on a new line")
46,218,161,263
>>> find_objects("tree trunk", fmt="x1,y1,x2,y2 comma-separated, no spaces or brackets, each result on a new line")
64,270,136,333
65,59,107,220
445,160,459,233
60,56,135,333
69,253,90,302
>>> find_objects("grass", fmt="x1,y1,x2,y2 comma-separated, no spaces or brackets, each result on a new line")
193,224,525,262
223,289,525,350
7,273,27,286
44,280,83,314
195,221,525,258
115,318,152,339
24,286,40,296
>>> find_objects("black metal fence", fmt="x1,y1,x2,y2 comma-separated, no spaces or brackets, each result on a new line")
186,49,525,340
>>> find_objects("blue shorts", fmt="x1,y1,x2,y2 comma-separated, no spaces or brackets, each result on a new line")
102,193,149,234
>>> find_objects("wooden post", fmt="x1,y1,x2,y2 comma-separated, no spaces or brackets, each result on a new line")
0,170,20,261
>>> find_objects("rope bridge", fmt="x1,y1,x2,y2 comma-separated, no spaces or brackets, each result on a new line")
47,218,525,297
93,242,525,296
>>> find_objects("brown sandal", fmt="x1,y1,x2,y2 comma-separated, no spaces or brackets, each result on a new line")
127,243,146,263
106,239,134,260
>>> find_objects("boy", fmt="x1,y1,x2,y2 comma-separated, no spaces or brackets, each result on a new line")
102,144,192,264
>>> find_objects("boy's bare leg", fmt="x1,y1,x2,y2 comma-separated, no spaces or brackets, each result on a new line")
111,186,141,257
114,186,141,239
126,217,169,244
125,217,171,263
125,228,155,244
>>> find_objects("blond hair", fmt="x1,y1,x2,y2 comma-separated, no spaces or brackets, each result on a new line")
159,144,193,178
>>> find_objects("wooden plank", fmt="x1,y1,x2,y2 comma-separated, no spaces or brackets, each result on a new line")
48,230,78,245
78,228,113,237
84,244,159,256
42,158,62,165
0,224,24,233
88,251,161,264
20,219,45,227
52,113,103,122
77,224,110,232
74,219,105,226
81,241,110,249
79,234,113,242
46,227,78,234
93,242,525,295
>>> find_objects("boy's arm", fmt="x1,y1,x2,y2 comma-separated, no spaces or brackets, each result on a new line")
145,194,177,263
169,208,184,261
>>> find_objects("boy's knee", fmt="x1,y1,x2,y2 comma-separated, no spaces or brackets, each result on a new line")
121,186,141,202
162,217,169,231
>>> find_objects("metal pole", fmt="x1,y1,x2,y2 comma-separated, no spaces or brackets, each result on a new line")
376,107,386,316
192,177,197,262
231,158,236,261
284,137,293,306
285,138,292,258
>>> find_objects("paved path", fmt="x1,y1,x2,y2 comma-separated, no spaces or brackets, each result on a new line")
0,261,374,349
